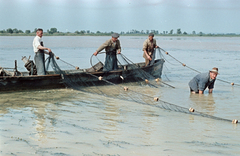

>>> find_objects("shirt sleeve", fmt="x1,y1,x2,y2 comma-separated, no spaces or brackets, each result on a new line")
96,40,109,52
33,37,41,49
116,40,121,52
143,40,148,51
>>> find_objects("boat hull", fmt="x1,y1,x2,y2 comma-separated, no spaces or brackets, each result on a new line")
0,59,164,92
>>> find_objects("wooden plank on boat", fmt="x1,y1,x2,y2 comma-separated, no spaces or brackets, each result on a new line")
86,62,104,72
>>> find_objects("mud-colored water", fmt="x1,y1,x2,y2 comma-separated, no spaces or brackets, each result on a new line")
0,36,240,156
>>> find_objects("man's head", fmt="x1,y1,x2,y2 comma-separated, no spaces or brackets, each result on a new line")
111,33,119,42
209,67,219,80
36,28,43,38
148,33,154,41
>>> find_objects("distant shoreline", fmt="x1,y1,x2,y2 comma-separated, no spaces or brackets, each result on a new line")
1,33,240,37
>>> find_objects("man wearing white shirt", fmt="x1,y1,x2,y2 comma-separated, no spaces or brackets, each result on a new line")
32,28,52,75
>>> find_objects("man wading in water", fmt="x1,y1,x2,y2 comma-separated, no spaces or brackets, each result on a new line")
33,28,53,75
93,33,121,71
188,67,219,94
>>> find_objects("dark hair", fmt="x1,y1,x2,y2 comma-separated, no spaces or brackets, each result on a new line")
37,28,43,32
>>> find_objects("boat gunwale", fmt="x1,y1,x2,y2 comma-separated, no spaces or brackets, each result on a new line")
0,59,164,79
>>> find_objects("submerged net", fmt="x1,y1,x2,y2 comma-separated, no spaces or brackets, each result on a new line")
45,53,234,124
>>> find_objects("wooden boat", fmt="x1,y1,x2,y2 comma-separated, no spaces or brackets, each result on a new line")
0,59,164,92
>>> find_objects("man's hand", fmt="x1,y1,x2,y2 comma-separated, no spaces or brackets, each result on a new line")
47,48,52,52
93,51,98,56
147,55,152,61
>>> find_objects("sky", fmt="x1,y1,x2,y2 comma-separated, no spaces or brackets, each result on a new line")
0,0,240,34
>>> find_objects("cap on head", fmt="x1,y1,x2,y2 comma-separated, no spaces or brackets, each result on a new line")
210,67,219,74
112,33,119,38
149,33,154,37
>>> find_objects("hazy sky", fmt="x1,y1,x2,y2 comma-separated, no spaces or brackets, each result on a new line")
0,0,240,34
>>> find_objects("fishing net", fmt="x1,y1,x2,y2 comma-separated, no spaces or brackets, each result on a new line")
90,49,174,88
89,51,161,88
44,52,236,124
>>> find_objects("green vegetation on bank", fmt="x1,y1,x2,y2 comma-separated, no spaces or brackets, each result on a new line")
0,28,239,37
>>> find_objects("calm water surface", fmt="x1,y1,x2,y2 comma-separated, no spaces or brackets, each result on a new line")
0,36,240,156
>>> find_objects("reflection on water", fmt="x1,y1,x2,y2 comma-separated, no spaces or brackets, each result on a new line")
189,94,216,115
1,36,240,155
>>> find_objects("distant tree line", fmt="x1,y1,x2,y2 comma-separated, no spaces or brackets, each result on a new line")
0,28,60,34
0,28,239,36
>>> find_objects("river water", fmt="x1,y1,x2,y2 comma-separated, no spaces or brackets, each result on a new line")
0,36,240,156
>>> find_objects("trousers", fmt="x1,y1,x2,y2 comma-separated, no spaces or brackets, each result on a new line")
34,51,46,75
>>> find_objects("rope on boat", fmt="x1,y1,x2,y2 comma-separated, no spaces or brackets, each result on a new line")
58,58,80,70
119,53,175,88
46,54,238,124
90,51,160,88
160,48,239,87
90,51,175,88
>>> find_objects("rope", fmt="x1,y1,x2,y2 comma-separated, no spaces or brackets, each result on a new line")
160,48,239,87
90,52,105,71
157,49,179,66
48,55,237,124
119,53,175,88
45,56,238,124
90,51,160,88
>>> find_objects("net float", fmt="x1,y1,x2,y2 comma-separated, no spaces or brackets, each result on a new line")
124,87,128,91
232,119,238,124
189,107,195,112
75,66,79,70
154,97,159,101
98,76,103,80
155,78,160,82
120,75,124,80
231,82,234,86
145,79,149,83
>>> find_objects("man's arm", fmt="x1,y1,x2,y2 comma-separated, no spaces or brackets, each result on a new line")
37,45,52,54
144,50,152,61
117,40,121,54
94,40,109,56
143,41,152,61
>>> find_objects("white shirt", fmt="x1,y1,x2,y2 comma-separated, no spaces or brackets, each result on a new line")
33,36,42,53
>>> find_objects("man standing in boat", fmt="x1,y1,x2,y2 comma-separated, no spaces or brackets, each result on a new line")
33,28,52,75
188,67,219,94
93,33,121,71
143,33,159,66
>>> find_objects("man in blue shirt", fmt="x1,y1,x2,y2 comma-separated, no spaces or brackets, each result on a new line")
188,67,219,94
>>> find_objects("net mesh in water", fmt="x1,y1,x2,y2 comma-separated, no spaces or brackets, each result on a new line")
89,51,163,88
45,53,235,124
